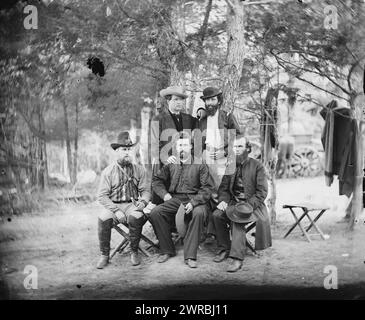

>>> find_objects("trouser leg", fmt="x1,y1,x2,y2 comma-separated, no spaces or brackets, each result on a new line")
98,218,113,256
127,213,147,253
212,209,231,252
149,198,181,255
184,205,207,260
229,222,246,261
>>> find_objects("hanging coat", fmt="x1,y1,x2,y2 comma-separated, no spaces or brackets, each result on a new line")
320,100,359,197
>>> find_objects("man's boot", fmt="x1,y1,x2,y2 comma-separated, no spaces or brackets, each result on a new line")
128,214,146,266
96,218,113,269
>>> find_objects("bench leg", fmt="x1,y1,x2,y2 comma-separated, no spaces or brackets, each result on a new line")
283,208,307,238
305,210,326,240
110,238,128,259
246,238,257,255
305,209,326,233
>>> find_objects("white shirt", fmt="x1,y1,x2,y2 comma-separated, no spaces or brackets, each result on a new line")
205,110,223,149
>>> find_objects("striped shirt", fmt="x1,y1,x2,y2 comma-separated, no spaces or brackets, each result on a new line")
97,162,151,213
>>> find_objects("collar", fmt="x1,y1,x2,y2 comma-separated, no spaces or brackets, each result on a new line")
168,110,180,116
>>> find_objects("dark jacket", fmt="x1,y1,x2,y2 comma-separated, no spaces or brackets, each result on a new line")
218,157,271,250
152,162,212,207
151,110,198,166
320,101,359,197
198,109,242,155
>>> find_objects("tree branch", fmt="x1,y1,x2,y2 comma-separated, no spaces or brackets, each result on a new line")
272,53,349,102
199,0,213,45
347,55,365,93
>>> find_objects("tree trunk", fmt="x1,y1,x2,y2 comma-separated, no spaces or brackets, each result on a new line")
286,74,296,134
349,93,364,230
72,102,79,185
221,0,246,112
63,100,72,184
170,0,186,86
141,105,152,168
260,88,279,224
39,103,48,189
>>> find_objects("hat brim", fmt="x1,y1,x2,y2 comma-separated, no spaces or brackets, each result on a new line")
200,92,222,101
111,142,137,150
226,206,257,224
160,89,188,99
175,203,188,237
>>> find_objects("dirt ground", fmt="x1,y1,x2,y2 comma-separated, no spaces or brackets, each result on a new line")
1,176,365,300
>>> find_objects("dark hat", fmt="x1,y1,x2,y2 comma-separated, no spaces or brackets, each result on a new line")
160,86,188,99
200,87,222,101
226,202,256,224
175,203,188,237
110,131,137,150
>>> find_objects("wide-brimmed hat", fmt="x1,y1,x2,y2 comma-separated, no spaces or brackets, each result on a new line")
110,131,137,150
160,86,188,99
200,87,222,101
226,202,256,224
175,203,188,237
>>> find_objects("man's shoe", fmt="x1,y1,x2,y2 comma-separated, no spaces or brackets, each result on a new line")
96,255,109,269
157,254,171,263
185,259,197,268
213,250,229,263
131,252,141,266
227,258,243,273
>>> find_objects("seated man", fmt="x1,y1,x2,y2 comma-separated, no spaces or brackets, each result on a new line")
149,131,213,268
96,131,151,269
212,134,272,272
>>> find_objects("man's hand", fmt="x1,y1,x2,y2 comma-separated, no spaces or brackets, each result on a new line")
116,210,127,224
185,202,193,214
197,108,207,120
217,201,228,212
135,201,146,211
166,155,178,164
163,193,172,202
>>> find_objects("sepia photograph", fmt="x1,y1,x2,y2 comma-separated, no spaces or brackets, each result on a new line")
0,0,365,304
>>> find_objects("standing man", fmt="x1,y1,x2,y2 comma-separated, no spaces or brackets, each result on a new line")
198,86,242,238
96,131,151,269
149,131,213,268
199,86,242,189
212,134,272,272
150,86,199,204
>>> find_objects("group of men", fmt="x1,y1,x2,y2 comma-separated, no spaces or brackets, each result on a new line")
96,86,272,273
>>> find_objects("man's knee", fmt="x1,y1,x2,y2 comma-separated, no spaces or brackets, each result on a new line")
192,205,207,219
127,211,146,226
149,206,160,220
99,208,114,221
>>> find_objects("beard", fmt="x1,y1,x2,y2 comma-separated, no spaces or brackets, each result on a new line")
179,150,191,162
206,104,219,116
236,150,249,165
118,156,132,167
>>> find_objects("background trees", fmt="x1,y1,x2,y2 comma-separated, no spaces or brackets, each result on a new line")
1,0,364,226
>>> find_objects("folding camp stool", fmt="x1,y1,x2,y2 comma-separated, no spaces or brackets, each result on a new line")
109,221,159,260
243,221,257,254
228,221,257,255
282,203,329,242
